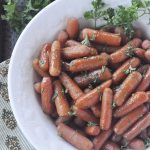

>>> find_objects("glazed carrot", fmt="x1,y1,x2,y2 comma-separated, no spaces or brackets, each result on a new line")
134,48,146,60
74,67,112,87
85,126,100,136
142,40,150,50
53,80,70,117
80,28,121,46
123,112,150,141
93,129,113,150
91,103,101,118
110,38,142,64
62,45,97,59
59,72,84,102
100,88,113,130
145,49,150,62
93,44,121,54
34,82,41,94
39,43,51,72
103,141,120,150
32,58,49,77
112,57,141,84
73,106,98,123
66,18,79,39
57,31,69,46
75,80,112,109
65,40,81,47
114,105,147,135
147,91,150,102
114,71,142,106
74,117,86,127
136,66,150,91
114,92,149,117
49,41,61,76
55,116,70,126
128,139,145,150
137,64,149,74
68,53,109,72
57,123,93,150
41,77,53,114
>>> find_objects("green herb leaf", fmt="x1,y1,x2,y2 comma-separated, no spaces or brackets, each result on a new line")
2,0,54,33
68,111,76,116
87,121,98,127
84,0,106,28
123,65,136,75
100,65,106,74
65,89,68,94
81,34,91,46
93,73,100,84
125,44,135,57
112,102,116,109
90,33,96,41
144,138,150,148
51,91,58,102
68,106,76,116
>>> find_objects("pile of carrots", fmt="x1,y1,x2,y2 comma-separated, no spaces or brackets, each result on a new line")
33,17,150,150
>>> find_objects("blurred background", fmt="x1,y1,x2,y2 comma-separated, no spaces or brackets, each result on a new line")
0,0,54,62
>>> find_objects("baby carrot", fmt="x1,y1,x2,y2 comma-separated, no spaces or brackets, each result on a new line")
74,67,112,87
114,105,147,135
57,31,69,46
81,28,121,46
33,58,49,77
75,80,112,109
85,126,100,136
59,72,84,102
93,129,113,150
114,92,149,117
57,123,93,150
123,112,150,141
66,18,79,39
53,80,70,117
73,106,98,123
103,141,120,150
49,41,61,76
39,43,51,72
136,66,150,92
114,71,142,106
34,82,41,94
110,38,142,64
68,53,109,72
100,88,113,130
62,45,97,59
41,77,53,114
112,57,141,84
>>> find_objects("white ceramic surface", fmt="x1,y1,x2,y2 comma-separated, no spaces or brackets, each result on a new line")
8,0,150,150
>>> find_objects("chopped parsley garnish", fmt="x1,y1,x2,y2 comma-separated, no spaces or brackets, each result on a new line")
81,34,91,46
87,121,98,127
51,91,58,102
123,65,136,75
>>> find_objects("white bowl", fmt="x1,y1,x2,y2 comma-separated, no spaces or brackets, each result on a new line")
8,0,150,150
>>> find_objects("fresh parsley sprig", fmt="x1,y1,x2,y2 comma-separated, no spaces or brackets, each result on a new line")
123,65,136,75
84,0,105,28
84,0,150,40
